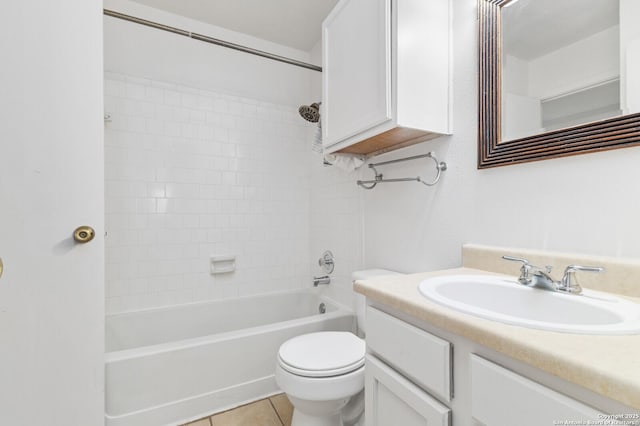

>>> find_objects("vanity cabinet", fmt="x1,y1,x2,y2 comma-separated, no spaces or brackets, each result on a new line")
321,0,451,157
364,305,626,426
366,306,451,402
365,306,452,426
366,355,450,426
471,355,604,425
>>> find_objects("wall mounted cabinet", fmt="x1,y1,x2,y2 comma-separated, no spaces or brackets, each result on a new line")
322,0,452,157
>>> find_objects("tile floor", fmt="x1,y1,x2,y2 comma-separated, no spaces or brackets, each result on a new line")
183,394,293,426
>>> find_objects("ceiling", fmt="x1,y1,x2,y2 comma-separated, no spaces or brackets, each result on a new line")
502,0,619,60
130,0,339,52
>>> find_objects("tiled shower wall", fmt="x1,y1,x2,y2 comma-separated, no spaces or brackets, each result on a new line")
308,158,364,309
104,73,311,314
306,42,365,310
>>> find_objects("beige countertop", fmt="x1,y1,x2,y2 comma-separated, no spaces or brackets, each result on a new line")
354,267,640,410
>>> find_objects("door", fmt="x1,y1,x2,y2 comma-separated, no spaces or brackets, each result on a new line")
0,1,104,425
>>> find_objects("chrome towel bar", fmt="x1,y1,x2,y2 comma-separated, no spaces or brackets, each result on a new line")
357,152,447,190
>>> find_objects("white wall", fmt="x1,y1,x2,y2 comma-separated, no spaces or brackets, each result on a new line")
502,55,529,96
502,93,542,141
620,0,640,113
502,26,620,140
104,3,316,313
104,0,640,314
626,41,640,114
502,55,542,140
528,26,619,99
104,0,315,106
362,0,640,274
308,41,364,308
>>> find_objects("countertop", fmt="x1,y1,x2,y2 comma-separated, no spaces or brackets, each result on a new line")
354,267,640,410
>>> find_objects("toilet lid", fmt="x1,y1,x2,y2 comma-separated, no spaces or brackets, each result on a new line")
278,332,365,378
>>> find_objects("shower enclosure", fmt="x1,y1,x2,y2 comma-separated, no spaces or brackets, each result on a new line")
103,5,341,425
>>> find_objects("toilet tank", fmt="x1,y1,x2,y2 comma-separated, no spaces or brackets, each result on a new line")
352,269,401,337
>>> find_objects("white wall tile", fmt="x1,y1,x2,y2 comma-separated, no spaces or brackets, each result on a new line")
308,151,364,310
105,73,311,314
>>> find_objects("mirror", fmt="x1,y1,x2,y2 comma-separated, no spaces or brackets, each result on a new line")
478,0,640,169
502,0,622,140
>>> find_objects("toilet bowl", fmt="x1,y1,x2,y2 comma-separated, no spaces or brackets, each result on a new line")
275,269,401,426
275,331,365,426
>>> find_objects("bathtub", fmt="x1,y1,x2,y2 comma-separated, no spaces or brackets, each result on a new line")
105,290,355,426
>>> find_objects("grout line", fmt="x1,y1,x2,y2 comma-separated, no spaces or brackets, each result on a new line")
180,415,213,426
181,396,284,426
267,397,285,426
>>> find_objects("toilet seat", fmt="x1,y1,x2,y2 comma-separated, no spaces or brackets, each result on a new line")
278,332,365,378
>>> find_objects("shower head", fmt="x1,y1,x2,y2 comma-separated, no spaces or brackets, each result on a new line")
298,102,321,123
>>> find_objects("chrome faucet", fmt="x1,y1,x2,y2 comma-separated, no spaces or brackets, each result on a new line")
502,255,604,295
313,275,331,286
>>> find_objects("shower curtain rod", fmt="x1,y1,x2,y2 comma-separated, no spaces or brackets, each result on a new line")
103,9,323,72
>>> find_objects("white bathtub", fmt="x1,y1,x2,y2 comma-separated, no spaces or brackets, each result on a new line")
105,290,355,426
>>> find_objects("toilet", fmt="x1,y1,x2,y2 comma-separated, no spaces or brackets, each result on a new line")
275,269,400,426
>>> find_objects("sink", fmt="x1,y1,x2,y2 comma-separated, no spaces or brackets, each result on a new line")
418,275,640,335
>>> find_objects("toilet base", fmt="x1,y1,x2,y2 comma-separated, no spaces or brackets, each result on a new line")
288,391,364,426
292,411,363,426
290,395,348,426
292,409,342,426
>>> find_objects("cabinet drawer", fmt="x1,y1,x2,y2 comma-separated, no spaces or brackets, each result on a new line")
471,355,605,426
366,306,452,402
366,355,450,426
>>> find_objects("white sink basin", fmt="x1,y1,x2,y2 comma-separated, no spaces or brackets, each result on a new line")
418,275,640,335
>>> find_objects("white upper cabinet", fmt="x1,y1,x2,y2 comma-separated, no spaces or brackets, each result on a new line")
322,0,452,157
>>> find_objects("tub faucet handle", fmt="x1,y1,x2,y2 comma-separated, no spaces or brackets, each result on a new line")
318,251,335,274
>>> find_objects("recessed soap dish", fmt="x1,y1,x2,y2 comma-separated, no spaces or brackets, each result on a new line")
210,255,236,274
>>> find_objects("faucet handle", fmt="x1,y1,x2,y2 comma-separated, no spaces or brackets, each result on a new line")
563,265,604,274
318,251,335,274
502,255,529,265
559,265,604,294
502,256,553,284
502,255,532,284
502,256,551,271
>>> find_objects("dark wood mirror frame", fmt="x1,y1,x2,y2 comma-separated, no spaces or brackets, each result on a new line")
477,0,640,169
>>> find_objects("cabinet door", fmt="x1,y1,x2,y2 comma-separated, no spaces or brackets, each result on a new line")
366,306,452,402
322,0,392,149
471,355,605,426
366,355,450,426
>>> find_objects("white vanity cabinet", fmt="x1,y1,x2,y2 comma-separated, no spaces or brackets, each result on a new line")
322,0,451,157
366,355,450,426
471,355,604,425
365,307,452,426
364,304,630,426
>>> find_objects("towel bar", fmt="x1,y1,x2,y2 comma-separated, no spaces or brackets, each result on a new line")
356,152,447,190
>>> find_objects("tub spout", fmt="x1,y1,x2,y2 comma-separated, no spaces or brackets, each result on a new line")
313,275,331,286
